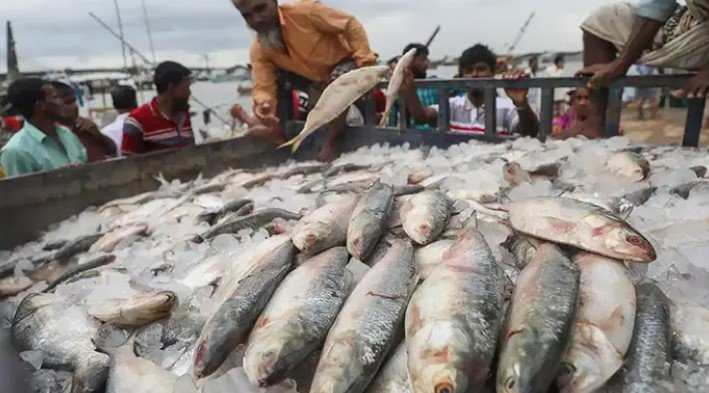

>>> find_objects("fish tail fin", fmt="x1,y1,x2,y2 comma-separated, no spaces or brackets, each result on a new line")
277,137,298,151
379,107,391,128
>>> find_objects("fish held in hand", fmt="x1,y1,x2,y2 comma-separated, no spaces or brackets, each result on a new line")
507,197,656,262
379,48,417,127
280,66,391,152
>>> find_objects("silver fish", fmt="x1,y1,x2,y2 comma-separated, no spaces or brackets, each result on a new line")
401,190,453,245
670,180,709,200
347,184,395,260
508,233,541,269
244,247,353,386
54,234,104,263
88,290,177,326
200,208,303,240
292,195,359,256
607,283,671,392
43,254,116,293
194,236,296,378
197,198,254,225
407,229,508,393
379,48,418,127
310,240,416,393
12,293,109,392
507,197,656,262
497,243,580,393
366,342,412,393
90,224,148,253
606,151,650,181
280,66,391,152
557,253,636,393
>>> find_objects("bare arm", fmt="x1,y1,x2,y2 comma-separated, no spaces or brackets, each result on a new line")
400,69,438,126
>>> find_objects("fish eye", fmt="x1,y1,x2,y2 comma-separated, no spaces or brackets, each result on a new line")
506,377,516,390
627,235,644,246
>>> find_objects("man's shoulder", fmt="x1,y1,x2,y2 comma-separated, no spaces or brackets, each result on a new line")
1,128,35,152
280,0,318,14
127,101,154,120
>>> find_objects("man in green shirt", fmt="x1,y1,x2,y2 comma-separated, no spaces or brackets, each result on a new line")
0,78,87,178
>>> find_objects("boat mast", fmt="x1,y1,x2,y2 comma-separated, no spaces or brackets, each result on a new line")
113,0,128,71
141,0,157,64
6,21,20,81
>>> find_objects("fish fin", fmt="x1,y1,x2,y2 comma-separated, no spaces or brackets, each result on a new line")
379,107,392,127
452,199,470,214
277,137,298,151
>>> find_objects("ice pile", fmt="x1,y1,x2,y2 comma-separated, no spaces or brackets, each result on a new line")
0,136,708,392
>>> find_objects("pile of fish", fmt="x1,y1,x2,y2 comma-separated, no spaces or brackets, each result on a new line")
1,136,708,393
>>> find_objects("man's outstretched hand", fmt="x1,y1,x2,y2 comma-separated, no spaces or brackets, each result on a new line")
577,58,632,88
673,67,709,99
254,102,281,127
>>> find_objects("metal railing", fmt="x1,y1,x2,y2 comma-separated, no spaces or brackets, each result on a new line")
285,74,707,147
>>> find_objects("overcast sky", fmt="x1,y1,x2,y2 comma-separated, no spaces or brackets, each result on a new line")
0,0,623,72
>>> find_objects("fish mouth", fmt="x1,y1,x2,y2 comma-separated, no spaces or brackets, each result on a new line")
193,339,209,378
350,237,363,258
435,381,455,393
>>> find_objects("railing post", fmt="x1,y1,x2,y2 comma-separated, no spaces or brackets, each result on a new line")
437,87,450,133
604,88,623,138
364,95,376,126
683,98,706,147
398,96,408,131
484,88,497,136
539,88,554,142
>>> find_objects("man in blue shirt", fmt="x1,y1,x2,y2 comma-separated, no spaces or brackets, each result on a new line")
388,43,439,130
556,0,708,139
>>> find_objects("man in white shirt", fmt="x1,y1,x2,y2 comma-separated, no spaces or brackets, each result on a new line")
546,54,570,116
400,44,539,136
101,85,137,157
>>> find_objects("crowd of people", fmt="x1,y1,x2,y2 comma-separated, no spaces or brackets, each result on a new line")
0,0,707,178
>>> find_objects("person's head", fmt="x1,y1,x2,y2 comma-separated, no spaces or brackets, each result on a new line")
459,44,496,100
554,54,565,69
50,81,78,125
402,43,429,79
232,0,283,50
528,56,538,71
570,86,591,118
111,85,138,114
154,61,192,112
7,78,64,123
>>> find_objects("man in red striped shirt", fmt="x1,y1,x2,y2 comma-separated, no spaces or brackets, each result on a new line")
122,61,195,155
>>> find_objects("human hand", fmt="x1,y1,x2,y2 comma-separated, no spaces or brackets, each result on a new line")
254,102,280,125
577,59,631,88
673,68,709,99
503,70,529,106
75,117,100,135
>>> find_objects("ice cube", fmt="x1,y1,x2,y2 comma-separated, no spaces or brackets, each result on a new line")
346,258,370,285
20,350,44,370
211,235,241,253
650,168,697,188
508,180,553,201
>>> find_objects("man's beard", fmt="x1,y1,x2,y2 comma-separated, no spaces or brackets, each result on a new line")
257,26,285,51
173,99,190,113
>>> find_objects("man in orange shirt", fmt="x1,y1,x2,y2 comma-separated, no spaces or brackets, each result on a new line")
232,0,378,162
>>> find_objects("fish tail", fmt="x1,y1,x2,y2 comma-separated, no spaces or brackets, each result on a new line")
291,137,305,153
277,137,298,151
379,107,391,127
